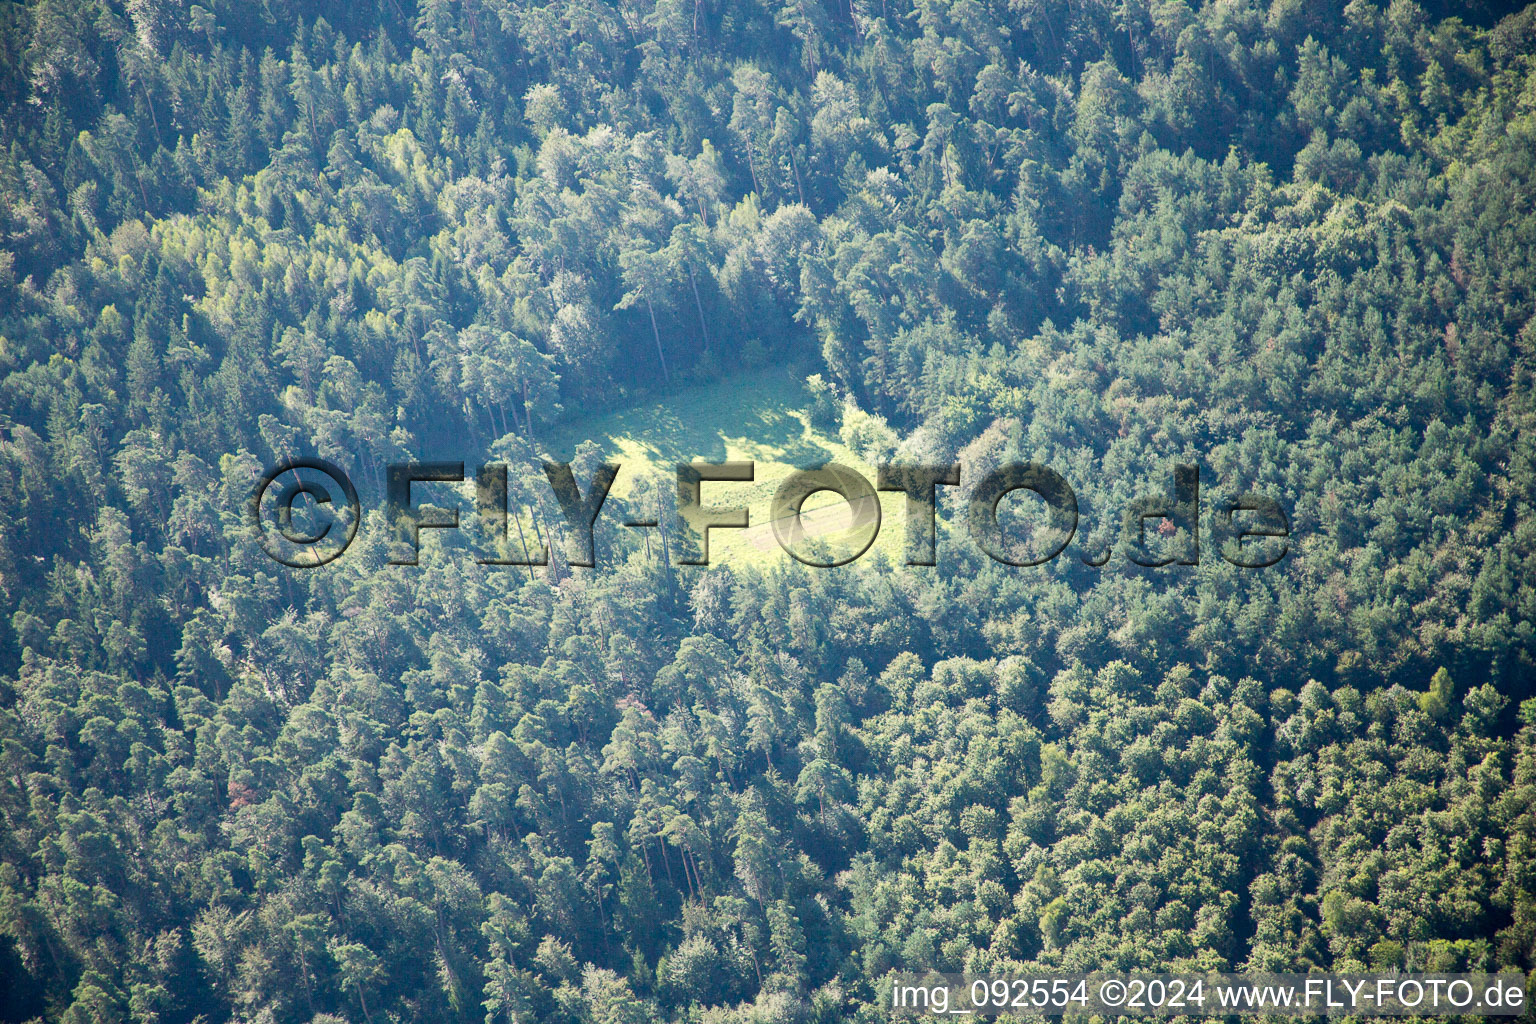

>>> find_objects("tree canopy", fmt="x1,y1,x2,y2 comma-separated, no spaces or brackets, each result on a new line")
1,0,1535,1022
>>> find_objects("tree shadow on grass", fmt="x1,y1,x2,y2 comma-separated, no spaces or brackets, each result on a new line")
543,366,836,468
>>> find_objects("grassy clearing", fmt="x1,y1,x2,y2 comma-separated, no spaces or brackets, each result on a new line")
536,365,912,569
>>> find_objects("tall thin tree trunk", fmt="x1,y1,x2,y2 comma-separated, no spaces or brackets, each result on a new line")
531,508,558,583
679,847,696,899
687,264,710,353
307,101,320,154
744,139,762,196
140,82,162,139
789,148,807,205
747,941,763,987
645,298,670,383
293,941,316,1015
512,504,536,583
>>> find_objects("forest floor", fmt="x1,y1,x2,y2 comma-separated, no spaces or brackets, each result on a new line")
537,364,910,568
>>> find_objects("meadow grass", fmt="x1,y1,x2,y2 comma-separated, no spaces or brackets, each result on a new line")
535,364,913,568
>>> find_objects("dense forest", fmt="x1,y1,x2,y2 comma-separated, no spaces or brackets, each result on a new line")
2,0,1536,1021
